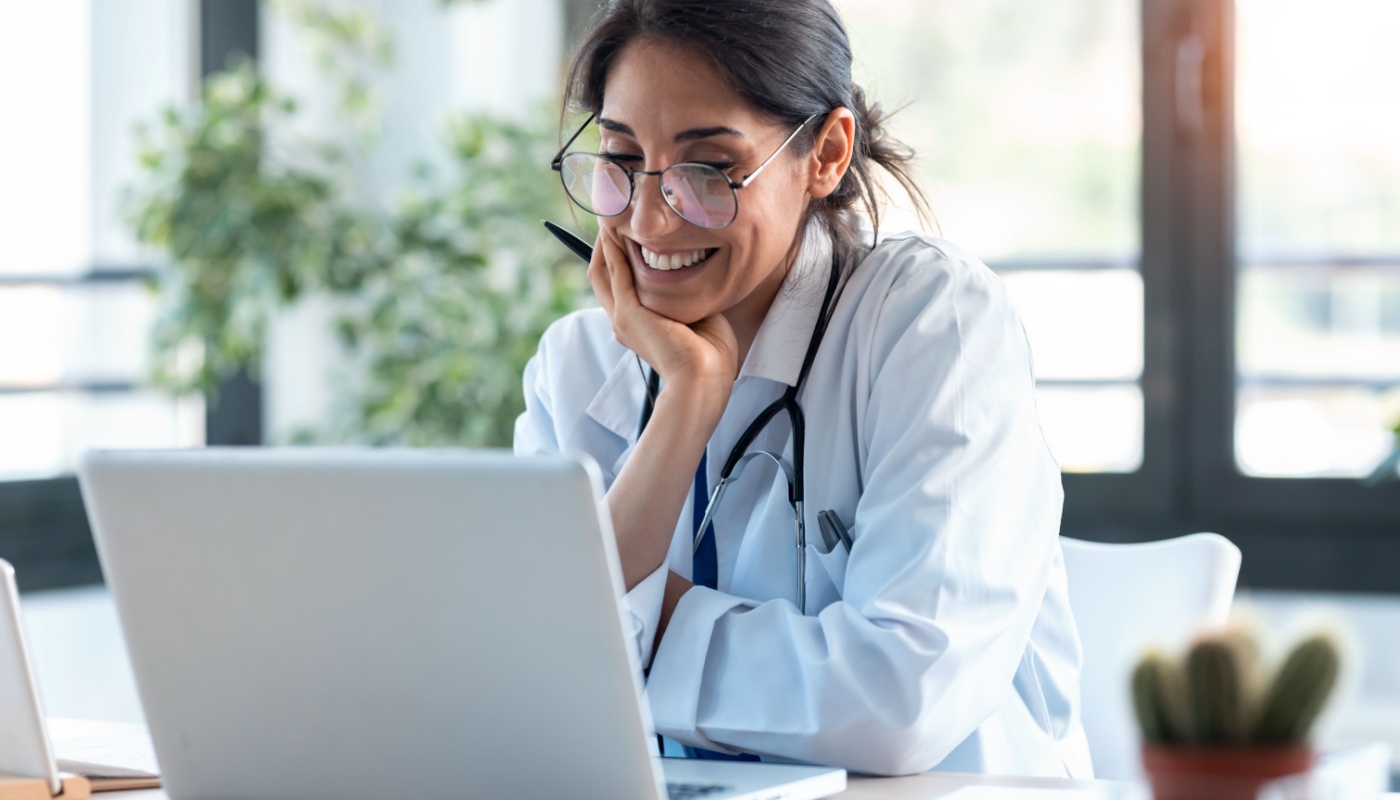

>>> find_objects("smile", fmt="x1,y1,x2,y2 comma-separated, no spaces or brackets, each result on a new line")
640,245,719,271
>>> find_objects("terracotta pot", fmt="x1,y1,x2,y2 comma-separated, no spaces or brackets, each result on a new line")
1141,745,1316,800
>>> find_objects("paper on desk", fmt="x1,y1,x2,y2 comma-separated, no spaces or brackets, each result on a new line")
942,787,1129,800
46,719,159,780
53,738,158,779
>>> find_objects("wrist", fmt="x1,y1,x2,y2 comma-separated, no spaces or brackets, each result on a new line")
655,571,693,646
654,374,730,423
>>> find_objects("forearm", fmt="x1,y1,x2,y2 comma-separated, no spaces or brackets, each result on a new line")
607,379,728,590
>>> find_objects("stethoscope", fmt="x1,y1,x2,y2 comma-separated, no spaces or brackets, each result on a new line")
637,253,842,615
543,220,845,614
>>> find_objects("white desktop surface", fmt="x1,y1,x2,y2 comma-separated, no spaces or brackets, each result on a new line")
96,781,1400,800
48,719,1138,798
46,718,1400,800
104,775,1136,800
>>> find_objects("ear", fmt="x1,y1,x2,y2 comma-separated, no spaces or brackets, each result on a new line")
805,107,856,200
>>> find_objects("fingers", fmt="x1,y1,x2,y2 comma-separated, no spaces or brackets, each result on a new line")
601,232,640,313
591,228,648,351
587,232,615,318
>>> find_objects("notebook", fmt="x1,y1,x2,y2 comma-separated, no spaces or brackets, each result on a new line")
79,449,846,800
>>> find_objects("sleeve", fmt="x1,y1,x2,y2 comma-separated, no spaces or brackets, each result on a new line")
512,348,560,457
643,252,1064,775
514,328,669,670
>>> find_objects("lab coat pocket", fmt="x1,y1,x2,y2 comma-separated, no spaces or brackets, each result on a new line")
811,536,851,599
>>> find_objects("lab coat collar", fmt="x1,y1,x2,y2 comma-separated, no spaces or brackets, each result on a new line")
584,350,650,444
739,221,835,387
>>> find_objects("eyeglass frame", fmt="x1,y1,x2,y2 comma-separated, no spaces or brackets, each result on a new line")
549,112,823,229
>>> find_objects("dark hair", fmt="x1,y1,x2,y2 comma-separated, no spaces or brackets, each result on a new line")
563,0,931,271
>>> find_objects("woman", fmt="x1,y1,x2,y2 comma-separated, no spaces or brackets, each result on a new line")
515,0,1092,778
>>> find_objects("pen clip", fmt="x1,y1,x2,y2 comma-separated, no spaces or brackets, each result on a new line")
817,510,852,553
816,510,840,554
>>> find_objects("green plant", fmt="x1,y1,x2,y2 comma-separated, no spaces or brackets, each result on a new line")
125,0,586,447
1184,637,1248,743
1251,635,1343,744
327,113,588,446
1131,628,1341,748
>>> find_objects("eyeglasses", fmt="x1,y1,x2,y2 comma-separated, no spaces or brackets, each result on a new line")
550,113,820,229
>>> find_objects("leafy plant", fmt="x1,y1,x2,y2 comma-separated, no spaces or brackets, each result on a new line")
328,113,588,446
126,0,587,447
1131,626,1341,747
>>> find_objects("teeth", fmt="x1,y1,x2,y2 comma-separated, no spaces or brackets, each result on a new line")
641,246,711,271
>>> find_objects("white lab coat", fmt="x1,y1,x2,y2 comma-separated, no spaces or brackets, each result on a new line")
514,224,1093,778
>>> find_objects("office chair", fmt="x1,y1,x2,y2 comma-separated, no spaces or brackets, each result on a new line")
1061,533,1242,781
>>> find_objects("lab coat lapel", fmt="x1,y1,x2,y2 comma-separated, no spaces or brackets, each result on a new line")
584,350,649,446
739,221,834,387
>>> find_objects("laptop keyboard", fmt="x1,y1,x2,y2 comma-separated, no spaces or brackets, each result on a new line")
666,781,732,799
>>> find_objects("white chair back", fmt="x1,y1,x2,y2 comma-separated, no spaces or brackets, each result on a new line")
1061,533,1241,780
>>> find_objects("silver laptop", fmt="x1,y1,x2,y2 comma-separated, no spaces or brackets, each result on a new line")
79,449,846,800
0,559,63,796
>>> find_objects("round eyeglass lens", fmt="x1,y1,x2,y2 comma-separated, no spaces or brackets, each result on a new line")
560,153,631,216
558,153,739,228
660,164,737,228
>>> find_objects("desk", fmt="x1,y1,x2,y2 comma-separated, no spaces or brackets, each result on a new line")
105,774,1136,800
841,773,1133,798
95,772,1400,800
53,720,1398,800
75,772,1400,800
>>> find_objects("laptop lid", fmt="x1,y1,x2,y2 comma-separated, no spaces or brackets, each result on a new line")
0,559,63,795
79,449,664,800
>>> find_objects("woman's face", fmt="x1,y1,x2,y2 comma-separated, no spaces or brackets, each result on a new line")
597,40,813,329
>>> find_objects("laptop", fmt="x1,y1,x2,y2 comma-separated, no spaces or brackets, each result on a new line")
0,558,66,797
78,449,846,800
0,559,91,798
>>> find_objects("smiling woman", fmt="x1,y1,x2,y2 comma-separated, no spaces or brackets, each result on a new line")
516,0,1092,778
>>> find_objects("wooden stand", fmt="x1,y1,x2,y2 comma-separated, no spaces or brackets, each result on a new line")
0,774,91,800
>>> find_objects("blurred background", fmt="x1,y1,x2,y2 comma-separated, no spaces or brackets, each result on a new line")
0,0,1397,781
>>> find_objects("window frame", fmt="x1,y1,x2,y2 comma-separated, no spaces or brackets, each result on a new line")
0,0,262,592
1060,0,1400,592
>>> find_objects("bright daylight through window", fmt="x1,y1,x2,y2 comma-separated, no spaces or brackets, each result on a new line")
0,2,203,480
1234,0,1400,478
836,0,1143,474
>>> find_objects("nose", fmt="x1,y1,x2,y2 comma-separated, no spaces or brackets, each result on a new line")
627,171,683,239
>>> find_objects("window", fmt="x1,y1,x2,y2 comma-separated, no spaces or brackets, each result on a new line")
0,1,252,590
0,2,203,482
836,0,1400,590
838,0,1143,474
1233,0,1400,479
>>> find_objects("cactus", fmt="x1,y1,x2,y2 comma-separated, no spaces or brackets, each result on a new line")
1184,637,1249,744
1251,634,1341,744
1131,651,1178,743
1129,627,1341,748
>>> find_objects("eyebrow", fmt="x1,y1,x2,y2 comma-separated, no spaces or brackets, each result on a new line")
597,118,746,142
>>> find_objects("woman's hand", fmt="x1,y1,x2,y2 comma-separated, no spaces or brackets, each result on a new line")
589,227,735,593
589,228,738,408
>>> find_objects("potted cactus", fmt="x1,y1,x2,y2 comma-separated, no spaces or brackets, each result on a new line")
1131,628,1341,800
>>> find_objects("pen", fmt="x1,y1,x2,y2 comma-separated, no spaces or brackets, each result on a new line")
543,220,594,263
817,510,853,553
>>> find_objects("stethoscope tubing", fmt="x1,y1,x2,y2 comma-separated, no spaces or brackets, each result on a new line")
542,219,843,614
644,252,842,614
